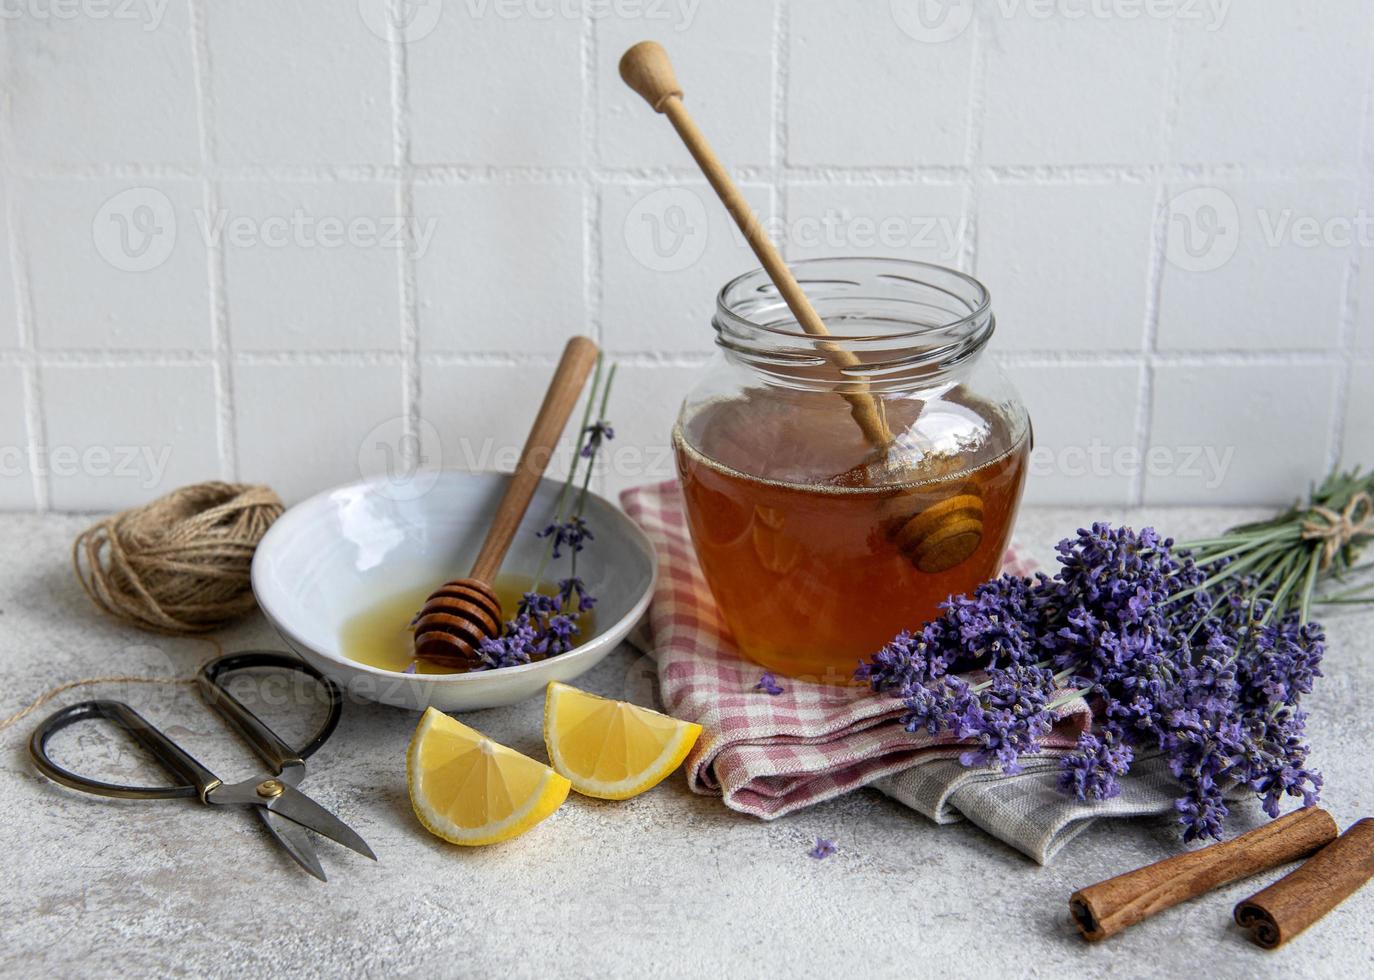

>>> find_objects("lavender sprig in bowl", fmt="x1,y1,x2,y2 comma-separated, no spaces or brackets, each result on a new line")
858,467,1373,841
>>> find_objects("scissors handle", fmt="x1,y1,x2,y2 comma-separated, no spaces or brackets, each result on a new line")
196,651,342,773
29,700,220,801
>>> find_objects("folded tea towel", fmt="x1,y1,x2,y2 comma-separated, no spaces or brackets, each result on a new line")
620,480,1196,865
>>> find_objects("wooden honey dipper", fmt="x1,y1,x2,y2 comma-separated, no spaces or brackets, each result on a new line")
413,335,599,668
619,41,984,575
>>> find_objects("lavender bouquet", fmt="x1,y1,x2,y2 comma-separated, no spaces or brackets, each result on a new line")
858,468,1373,840
471,357,616,670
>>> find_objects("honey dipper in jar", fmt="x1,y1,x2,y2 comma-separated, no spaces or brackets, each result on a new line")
412,336,598,668
619,42,992,577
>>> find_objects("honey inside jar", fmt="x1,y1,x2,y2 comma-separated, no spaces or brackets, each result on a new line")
675,389,1028,682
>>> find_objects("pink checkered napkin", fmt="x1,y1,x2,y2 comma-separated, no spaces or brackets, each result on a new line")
620,479,1090,820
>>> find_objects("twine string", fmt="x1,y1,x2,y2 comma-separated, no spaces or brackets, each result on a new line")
1302,491,1374,570
73,482,282,634
3,482,280,734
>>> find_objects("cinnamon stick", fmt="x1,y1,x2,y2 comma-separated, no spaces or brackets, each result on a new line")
1070,807,1338,942
1234,818,1374,950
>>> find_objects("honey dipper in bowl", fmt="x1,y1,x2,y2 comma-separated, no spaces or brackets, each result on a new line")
619,42,986,575
413,336,599,668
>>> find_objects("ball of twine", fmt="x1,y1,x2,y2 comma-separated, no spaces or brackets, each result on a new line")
73,482,284,635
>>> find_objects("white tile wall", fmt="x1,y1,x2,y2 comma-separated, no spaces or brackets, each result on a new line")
218,181,403,352
409,7,584,167
981,13,1171,167
1155,180,1358,352
234,363,404,504
1171,2,1370,168
5,1,200,167
414,181,585,353
1,0,1371,511
977,182,1156,351
18,179,211,350
420,362,584,485
601,181,770,355
0,366,35,509
1342,361,1374,467
1005,363,1143,506
1356,256,1374,353
1146,363,1339,505
598,3,775,169
0,182,16,350
788,0,972,167
785,183,967,266
40,364,219,510
205,0,394,166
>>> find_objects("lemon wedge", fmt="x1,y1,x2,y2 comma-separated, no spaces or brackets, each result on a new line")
543,682,702,800
407,707,570,845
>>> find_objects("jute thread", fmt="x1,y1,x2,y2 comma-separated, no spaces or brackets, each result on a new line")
73,482,283,634
1302,491,1373,570
1,482,282,733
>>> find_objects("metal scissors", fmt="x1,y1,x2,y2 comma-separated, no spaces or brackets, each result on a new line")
29,651,376,881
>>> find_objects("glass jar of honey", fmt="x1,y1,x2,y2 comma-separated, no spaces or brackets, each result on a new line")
673,257,1030,682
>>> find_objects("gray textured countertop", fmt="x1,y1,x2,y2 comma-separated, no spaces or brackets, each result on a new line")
1,507,1371,979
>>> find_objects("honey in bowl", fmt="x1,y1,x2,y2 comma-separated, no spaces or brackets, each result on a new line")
675,389,1028,682
341,574,596,675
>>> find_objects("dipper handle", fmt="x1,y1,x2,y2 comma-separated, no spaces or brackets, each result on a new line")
468,336,599,582
618,42,892,449
618,40,683,112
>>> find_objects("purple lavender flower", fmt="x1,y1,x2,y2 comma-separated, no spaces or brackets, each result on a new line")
755,672,784,696
949,663,1056,774
541,614,580,656
517,590,561,618
1059,729,1132,800
807,838,836,860
477,615,542,669
857,522,1326,841
559,576,597,613
580,420,615,458
537,516,594,559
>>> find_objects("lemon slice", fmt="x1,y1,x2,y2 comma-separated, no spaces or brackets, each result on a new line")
407,707,570,845
543,682,703,800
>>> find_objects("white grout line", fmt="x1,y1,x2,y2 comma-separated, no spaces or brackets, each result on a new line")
10,161,1364,185
0,346,1355,369
1326,17,1374,470
188,0,236,482
1129,14,1185,507
581,6,605,495
387,0,421,474
581,7,602,352
3,155,49,511
959,9,988,276
770,0,790,261
0,9,47,509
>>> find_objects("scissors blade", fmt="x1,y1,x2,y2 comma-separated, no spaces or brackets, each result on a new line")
258,807,327,882
268,784,377,861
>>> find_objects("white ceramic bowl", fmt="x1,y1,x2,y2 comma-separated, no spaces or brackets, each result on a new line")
251,471,657,712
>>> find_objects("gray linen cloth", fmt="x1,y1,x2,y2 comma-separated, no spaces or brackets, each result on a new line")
872,751,1243,864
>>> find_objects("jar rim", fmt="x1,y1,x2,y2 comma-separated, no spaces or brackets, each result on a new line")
714,256,992,343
